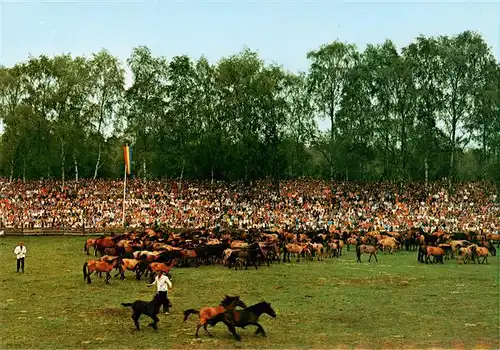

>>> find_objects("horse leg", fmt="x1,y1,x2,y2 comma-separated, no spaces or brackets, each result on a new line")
373,253,378,262
149,315,159,331
254,323,266,337
203,323,213,337
195,323,203,338
105,272,111,284
132,312,141,330
225,323,241,341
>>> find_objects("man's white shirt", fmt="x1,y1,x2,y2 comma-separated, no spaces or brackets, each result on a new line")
14,246,27,259
152,274,172,292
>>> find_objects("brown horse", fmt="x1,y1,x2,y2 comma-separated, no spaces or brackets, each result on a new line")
84,238,96,255
183,295,247,338
425,246,445,264
470,245,490,264
94,236,116,256
83,257,122,284
356,242,378,262
117,258,140,280
283,243,309,262
145,260,176,282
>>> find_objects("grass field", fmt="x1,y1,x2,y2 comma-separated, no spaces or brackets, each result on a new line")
0,236,499,349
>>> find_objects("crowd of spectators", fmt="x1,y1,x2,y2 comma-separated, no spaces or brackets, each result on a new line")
0,178,498,234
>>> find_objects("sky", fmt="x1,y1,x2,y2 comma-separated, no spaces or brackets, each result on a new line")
1,0,499,131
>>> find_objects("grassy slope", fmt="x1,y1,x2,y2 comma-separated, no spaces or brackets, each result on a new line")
0,236,499,349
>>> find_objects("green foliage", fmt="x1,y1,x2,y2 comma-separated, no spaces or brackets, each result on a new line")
0,31,498,182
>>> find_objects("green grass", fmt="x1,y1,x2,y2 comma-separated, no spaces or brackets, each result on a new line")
0,236,499,349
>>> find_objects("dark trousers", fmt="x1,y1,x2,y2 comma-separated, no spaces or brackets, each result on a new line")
17,258,25,272
158,291,171,313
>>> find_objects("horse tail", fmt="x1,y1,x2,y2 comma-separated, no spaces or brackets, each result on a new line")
121,303,133,307
83,261,88,281
183,309,199,322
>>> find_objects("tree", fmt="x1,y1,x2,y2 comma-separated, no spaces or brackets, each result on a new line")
437,31,494,186
89,50,125,179
284,72,317,177
124,46,168,180
307,41,359,179
403,35,444,185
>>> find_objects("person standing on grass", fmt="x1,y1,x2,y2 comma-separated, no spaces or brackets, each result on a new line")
147,270,172,315
14,241,27,273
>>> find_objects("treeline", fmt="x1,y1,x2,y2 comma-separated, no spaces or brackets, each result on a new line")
0,30,499,185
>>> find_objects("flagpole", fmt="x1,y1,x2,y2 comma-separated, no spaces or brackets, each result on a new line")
122,163,127,227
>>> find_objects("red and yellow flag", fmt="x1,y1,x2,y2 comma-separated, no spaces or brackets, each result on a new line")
123,144,132,175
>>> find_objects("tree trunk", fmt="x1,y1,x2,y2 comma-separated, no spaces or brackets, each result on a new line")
61,139,65,192
93,143,101,180
9,160,14,183
384,133,389,179
142,159,146,182
424,156,429,187
401,118,407,182
74,154,79,182
211,164,214,185
22,160,26,183
330,103,335,180
178,162,185,196
482,123,487,180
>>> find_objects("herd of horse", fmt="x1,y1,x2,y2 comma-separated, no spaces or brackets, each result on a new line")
81,226,499,340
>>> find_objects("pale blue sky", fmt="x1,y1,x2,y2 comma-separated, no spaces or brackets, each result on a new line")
1,1,498,131
2,1,498,74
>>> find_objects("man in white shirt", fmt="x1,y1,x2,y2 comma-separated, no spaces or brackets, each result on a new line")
147,270,172,315
14,242,27,273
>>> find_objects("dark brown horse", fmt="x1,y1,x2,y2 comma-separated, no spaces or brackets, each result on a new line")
94,236,116,256
121,293,165,330
207,301,277,341
183,295,247,338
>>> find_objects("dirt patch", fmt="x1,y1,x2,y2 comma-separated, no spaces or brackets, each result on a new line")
335,276,415,288
336,315,358,324
95,307,124,316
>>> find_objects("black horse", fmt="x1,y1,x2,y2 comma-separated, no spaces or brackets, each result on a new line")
121,293,165,330
207,301,277,341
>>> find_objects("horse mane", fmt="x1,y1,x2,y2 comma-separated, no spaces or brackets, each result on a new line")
246,301,269,312
151,293,163,304
220,295,239,307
